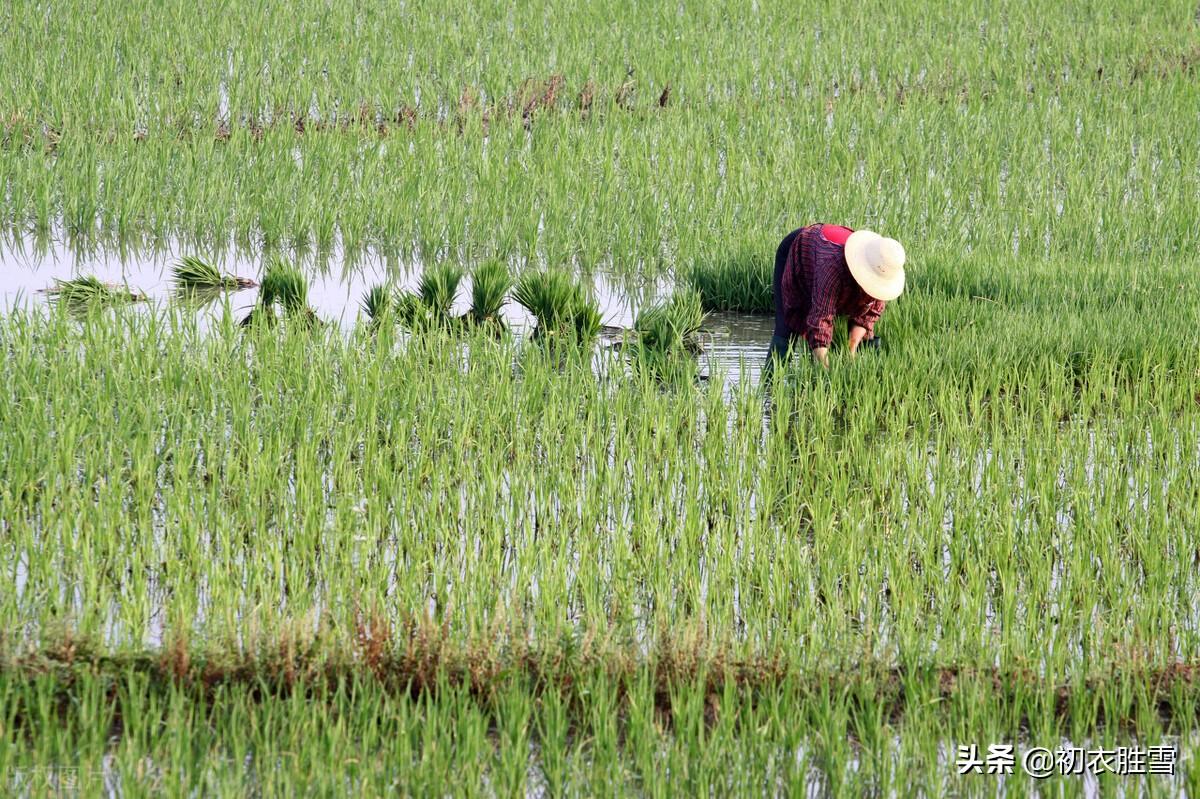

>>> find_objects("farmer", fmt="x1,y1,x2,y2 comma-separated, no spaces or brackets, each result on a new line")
766,224,906,371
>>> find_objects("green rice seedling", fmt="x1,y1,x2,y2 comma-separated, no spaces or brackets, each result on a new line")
43,275,146,307
391,290,427,328
571,292,602,340
467,259,513,331
1,294,1199,791
634,286,706,353
684,257,772,314
417,263,465,318
261,259,308,314
171,256,257,290
242,258,319,328
512,269,600,341
7,0,1200,789
394,263,464,329
360,283,393,329
629,287,707,384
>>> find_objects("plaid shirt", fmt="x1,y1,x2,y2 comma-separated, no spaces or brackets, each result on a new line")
781,224,885,350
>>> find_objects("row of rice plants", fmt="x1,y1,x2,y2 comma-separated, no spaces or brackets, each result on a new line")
2,668,1198,795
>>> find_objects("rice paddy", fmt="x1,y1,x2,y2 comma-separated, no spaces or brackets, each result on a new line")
2,0,1200,795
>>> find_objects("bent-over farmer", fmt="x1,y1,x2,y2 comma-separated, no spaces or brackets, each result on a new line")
766,224,906,371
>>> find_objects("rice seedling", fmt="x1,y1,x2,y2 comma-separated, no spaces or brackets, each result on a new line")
171,255,257,290
360,282,393,329
42,275,146,307
467,259,513,331
629,287,707,384
416,263,464,317
242,258,320,328
260,259,309,313
634,286,706,353
0,289,1196,790
512,269,601,341
393,263,464,329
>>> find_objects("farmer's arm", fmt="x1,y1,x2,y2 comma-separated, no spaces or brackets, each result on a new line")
848,300,886,355
805,272,838,369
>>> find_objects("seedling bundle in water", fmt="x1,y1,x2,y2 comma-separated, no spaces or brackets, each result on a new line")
241,259,321,328
634,286,707,354
43,275,147,308
394,263,465,329
467,259,514,332
512,269,601,341
629,287,708,383
171,256,257,291
363,261,592,341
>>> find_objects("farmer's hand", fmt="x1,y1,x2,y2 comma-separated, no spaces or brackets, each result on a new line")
848,325,868,357
813,347,830,369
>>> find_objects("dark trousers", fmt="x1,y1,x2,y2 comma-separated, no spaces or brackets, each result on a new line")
765,228,803,371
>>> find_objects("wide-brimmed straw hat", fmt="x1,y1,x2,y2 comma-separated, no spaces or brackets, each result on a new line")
844,230,906,301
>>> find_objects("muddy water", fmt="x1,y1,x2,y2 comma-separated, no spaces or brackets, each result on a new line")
0,237,773,387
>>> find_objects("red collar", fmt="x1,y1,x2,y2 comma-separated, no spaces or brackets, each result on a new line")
820,224,853,246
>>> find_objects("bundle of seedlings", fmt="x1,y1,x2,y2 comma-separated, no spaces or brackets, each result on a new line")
393,263,465,330
241,259,321,329
42,275,147,308
465,259,514,334
171,256,257,291
629,287,707,383
360,283,394,331
512,269,601,342
633,286,707,354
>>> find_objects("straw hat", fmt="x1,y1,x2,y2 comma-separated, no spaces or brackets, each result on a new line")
844,230,906,301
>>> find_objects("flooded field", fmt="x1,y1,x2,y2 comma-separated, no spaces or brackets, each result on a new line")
0,236,778,386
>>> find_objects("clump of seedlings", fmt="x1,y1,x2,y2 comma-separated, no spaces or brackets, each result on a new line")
241,259,320,328
512,269,601,341
630,287,707,383
364,261,516,336
171,256,257,291
394,263,465,329
633,286,707,354
466,259,514,333
360,283,394,331
42,275,147,308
